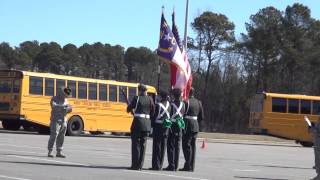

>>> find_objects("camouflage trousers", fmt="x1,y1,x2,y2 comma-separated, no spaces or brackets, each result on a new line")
47,119,67,152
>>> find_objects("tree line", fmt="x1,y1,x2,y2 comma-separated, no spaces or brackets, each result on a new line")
0,3,319,133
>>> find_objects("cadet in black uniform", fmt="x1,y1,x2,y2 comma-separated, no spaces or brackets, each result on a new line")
164,88,185,171
127,84,155,170
180,87,204,172
150,90,171,170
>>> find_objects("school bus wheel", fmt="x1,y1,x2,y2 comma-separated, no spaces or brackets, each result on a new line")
67,116,84,136
300,141,313,147
1,120,21,131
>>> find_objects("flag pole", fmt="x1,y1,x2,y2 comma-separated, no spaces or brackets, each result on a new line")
183,0,189,50
158,6,165,92
157,57,161,92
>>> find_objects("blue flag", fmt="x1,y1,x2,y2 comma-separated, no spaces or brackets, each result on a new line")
157,13,186,74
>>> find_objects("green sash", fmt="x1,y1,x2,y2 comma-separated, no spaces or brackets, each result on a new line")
176,117,185,129
163,118,172,128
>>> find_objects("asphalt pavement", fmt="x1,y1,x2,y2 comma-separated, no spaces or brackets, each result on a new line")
0,131,316,180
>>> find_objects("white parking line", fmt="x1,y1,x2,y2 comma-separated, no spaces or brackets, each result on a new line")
233,169,259,172
4,154,210,180
0,149,44,155
0,143,124,154
0,143,135,160
0,175,32,180
6,155,87,166
0,147,132,160
0,143,42,150
125,170,210,180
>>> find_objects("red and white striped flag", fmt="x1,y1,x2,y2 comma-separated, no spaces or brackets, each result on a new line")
171,12,192,99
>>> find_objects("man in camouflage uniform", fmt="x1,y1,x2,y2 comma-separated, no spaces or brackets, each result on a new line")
164,88,185,171
180,87,204,172
307,116,320,180
127,84,155,170
47,87,72,158
150,90,171,170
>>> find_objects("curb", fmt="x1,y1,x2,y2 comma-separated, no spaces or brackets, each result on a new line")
197,137,300,147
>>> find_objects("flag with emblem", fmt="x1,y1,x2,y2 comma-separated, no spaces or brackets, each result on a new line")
171,11,192,99
157,13,188,78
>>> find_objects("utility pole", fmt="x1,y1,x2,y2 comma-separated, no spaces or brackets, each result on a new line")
183,0,189,50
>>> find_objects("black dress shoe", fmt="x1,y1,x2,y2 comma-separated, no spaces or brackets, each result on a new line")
163,167,175,171
179,168,192,172
127,167,141,171
148,167,161,171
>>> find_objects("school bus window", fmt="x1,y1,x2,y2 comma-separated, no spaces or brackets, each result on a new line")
0,80,12,93
29,76,43,95
313,101,320,115
129,87,137,102
272,98,286,113
78,82,87,99
67,80,76,98
119,86,127,103
109,85,117,102
99,84,107,101
89,83,97,100
56,79,66,95
288,99,299,114
13,80,20,93
301,100,311,114
45,78,54,96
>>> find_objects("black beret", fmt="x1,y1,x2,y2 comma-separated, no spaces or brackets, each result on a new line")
63,87,72,96
159,90,168,98
172,88,182,97
138,84,147,92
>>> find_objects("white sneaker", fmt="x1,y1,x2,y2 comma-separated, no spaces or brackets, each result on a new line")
56,152,66,158
48,151,54,158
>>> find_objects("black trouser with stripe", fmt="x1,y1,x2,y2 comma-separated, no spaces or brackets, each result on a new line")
182,132,198,171
151,126,168,169
131,131,149,169
167,130,182,170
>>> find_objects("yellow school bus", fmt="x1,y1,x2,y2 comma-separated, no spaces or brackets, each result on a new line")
0,69,156,136
249,92,320,147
